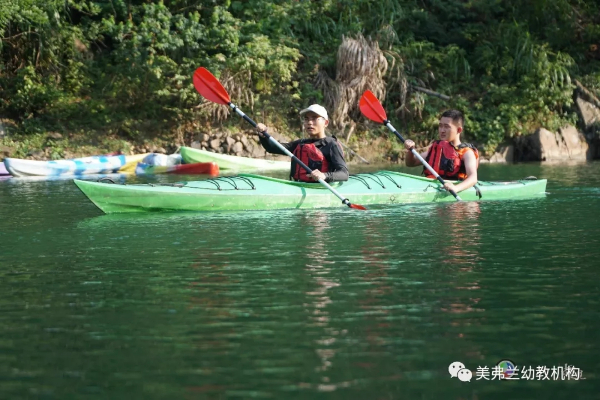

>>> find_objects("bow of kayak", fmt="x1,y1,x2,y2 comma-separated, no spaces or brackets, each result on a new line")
0,162,10,176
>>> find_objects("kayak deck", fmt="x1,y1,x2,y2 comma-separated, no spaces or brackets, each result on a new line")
74,171,548,214
180,146,289,172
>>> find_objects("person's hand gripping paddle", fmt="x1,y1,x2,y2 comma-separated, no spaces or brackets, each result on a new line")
193,67,366,210
359,90,462,201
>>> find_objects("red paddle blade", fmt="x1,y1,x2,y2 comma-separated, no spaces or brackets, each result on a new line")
359,90,387,124
193,67,231,105
350,203,367,210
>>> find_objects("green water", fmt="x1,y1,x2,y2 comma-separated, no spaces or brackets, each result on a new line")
1,163,599,399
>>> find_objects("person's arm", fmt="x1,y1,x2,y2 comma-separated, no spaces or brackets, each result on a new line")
258,135,298,155
256,123,297,155
404,140,429,167
323,142,349,182
442,150,478,193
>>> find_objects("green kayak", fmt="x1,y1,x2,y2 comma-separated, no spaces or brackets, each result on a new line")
180,146,290,172
74,171,547,214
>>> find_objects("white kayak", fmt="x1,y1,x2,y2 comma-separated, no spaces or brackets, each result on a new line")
0,162,9,176
4,154,149,177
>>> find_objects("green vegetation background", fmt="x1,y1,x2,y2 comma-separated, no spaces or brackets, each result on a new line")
1,0,599,158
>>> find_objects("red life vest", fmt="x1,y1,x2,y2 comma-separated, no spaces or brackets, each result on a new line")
291,139,343,182
423,140,479,180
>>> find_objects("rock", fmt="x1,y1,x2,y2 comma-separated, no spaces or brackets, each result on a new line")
232,142,244,154
209,138,221,151
482,144,514,163
0,121,5,137
232,134,242,141
558,125,588,160
47,132,62,140
251,144,266,158
191,141,202,149
27,150,44,160
576,97,600,133
146,144,167,154
225,136,236,147
515,126,588,162
241,135,250,148
166,145,179,154
590,141,600,159
199,133,210,142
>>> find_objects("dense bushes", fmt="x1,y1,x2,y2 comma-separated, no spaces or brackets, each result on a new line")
1,0,599,154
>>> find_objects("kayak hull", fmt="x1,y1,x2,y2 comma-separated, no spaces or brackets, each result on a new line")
74,171,548,214
135,162,219,176
180,146,289,172
4,154,149,177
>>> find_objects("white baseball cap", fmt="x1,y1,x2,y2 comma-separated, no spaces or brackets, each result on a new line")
300,104,329,121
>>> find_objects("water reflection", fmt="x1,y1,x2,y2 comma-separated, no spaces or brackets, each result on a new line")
438,201,482,266
427,202,486,373
436,202,484,317
301,212,343,388
354,217,399,384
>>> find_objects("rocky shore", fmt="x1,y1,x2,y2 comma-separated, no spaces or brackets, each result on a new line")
1,87,598,164
481,88,599,163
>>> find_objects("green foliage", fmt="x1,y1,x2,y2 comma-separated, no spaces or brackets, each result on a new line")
1,0,599,155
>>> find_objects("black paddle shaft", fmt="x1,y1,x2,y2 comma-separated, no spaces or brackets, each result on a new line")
384,120,407,144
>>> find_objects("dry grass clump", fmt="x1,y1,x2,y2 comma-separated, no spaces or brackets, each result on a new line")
316,33,405,141
200,69,254,122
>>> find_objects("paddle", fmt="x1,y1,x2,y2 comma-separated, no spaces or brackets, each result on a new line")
193,67,366,210
339,141,370,164
359,90,462,201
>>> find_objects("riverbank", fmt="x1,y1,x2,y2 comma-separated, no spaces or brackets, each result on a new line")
1,127,598,168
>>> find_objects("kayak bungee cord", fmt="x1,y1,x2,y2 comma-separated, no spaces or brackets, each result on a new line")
349,172,403,190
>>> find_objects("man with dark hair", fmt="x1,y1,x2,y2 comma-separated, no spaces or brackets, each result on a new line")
404,109,479,193
255,104,349,183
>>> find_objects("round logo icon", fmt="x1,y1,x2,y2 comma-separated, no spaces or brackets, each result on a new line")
448,361,466,378
496,359,516,378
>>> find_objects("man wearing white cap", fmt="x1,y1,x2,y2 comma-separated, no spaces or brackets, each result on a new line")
256,104,349,183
